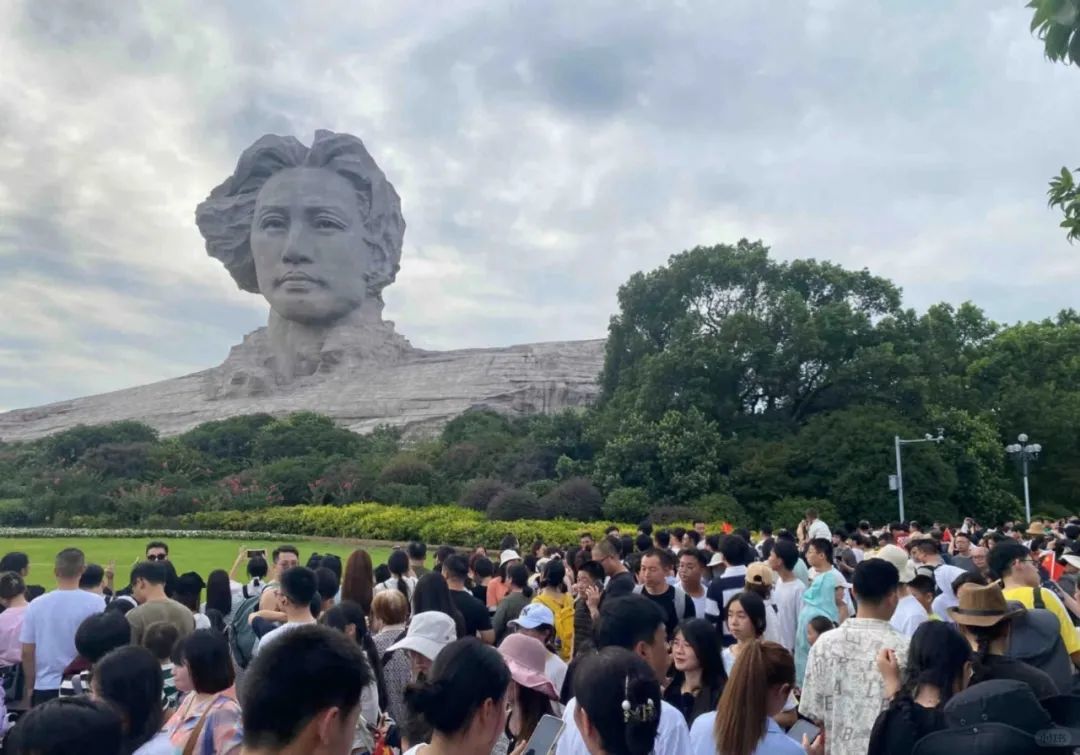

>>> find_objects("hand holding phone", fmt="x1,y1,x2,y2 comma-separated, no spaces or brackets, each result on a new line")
246,548,267,559
516,713,564,755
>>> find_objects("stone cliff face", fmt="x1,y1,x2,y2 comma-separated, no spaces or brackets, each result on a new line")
0,338,607,442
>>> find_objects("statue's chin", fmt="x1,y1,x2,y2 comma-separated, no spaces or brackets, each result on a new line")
266,296,357,327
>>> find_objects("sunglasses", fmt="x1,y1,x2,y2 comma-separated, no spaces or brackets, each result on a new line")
146,554,168,561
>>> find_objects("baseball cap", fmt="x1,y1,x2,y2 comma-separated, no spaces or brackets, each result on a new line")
509,603,555,630
745,562,775,587
387,611,457,661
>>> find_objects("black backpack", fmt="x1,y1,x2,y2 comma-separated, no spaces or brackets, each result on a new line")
1005,588,1074,694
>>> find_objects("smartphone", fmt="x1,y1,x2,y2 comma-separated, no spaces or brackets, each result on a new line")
787,719,821,744
246,549,267,559
520,713,564,755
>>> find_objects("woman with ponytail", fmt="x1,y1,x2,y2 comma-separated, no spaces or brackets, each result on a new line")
573,647,662,755
377,550,419,605
691,640,821,755
867,621,970,755
402,637,512,755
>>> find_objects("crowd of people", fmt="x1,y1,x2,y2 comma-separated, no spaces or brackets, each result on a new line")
0,512,1079,754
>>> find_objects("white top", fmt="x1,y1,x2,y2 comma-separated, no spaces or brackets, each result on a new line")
133,732,175,755
807,519,832,541
722,649,797,711
545,651,568,697
558,698,689,755
890,594,928,637
771,578,806,653
374,576,418,596
800,618,910,755
19,588,105,690
252,619,316,656
684,586,708,619
690,713,804,755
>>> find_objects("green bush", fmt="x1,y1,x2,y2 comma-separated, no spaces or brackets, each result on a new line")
689,493,747,525
525,479,558,500
650,505,705,525
174,502,739,548
373,483,431,508
377,455,437,488
769,496,838,532
79,442,156,479
0,499,32,526
457,478,507,511
178,414,276,465
43,421,159,464
252,412,360,463
486,490,543,521
602,487,651,522
541,478,603,520
246,456,328,505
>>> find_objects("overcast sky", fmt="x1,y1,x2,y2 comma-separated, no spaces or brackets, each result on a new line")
2,0,1078,411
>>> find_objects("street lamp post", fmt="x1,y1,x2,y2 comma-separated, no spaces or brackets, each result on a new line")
893,429,945,523
1005,434,1042,524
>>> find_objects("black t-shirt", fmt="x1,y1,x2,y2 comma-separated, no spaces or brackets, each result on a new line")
450,588,493,637
599,571,636,610
972,654,1060,700
640,585,695,639
470,584,488,603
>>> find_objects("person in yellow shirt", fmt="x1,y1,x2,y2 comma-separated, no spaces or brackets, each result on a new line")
992,540,1080,669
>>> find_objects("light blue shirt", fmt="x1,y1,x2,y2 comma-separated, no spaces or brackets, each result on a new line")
690,713,803,755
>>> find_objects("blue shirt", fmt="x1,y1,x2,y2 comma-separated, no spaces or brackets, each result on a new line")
690,713,803,755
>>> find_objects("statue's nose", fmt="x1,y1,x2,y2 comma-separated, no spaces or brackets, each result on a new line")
281,229,313,264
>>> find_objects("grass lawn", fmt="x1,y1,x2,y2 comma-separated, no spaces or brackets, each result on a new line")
2,537,399,582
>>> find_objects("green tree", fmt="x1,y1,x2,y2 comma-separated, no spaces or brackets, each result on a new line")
252,412,360,462
1028,1,1080,241
601,241,902,428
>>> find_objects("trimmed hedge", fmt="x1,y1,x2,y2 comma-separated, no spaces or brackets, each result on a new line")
176,502,735,549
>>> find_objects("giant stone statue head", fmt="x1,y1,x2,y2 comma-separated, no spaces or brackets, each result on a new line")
196,130,405,325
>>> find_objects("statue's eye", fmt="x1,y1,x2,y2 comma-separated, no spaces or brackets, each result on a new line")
260,215,287,231
314,215,346,231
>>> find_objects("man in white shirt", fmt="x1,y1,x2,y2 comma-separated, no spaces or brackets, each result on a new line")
20,548,105,706
677,548,709,618
558,595,690,755
801,559,909,755
767,539,806,652
254,566,317,655
806,507,831,542
889,565,933,637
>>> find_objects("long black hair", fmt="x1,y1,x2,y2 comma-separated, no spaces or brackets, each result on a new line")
671,617,727,694
412,572,467,638
93,646,164,755
320,600,389,712
726,591,767,639
892,621,970,705
404,637,511,737
387,550,412,603
575,647,661,755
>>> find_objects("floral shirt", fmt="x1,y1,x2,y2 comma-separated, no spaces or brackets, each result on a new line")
799,618,909,755
164,692,243,755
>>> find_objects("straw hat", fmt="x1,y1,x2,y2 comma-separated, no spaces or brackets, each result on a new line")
948,583,1024,627
1027,521,1047,536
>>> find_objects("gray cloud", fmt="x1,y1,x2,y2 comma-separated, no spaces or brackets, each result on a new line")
2,0,1079,411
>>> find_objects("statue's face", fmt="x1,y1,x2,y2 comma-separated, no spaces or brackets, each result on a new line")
251,167,370,324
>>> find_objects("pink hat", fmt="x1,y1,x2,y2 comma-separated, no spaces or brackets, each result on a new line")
497,634,559,700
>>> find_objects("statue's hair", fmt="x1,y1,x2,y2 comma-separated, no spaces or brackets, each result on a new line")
195,130,404,305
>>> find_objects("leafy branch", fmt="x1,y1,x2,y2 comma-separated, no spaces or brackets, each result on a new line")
1049,166,1080,243
1029,0,1080,65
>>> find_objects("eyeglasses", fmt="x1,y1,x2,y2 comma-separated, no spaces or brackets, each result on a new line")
146,554,167,561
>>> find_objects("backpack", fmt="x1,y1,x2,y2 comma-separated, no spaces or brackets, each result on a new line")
228,593,262,669
632,585,692,621
1005,588,1074,694
534,592,575,662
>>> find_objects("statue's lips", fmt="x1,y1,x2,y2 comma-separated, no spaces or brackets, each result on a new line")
276,273,324,289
